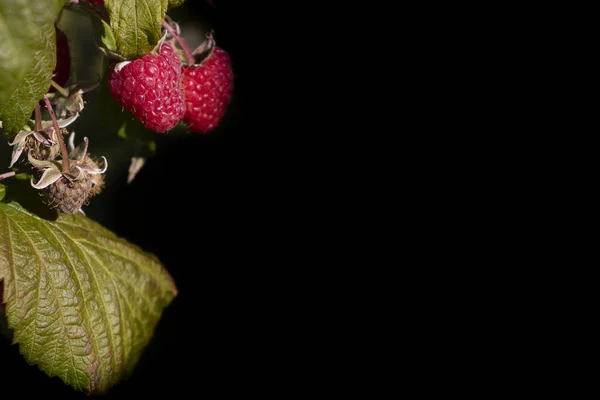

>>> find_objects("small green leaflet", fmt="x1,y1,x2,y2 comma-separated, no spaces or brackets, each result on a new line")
168,0,185,8
91,17,118,53
105,0,168,59
0,183,177,393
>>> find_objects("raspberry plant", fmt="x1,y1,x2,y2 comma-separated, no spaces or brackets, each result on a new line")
0,0,233,394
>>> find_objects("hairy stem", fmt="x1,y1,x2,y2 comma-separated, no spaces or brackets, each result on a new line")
163,21,194,64
43,95,70,174
50,80,70,97
35,104,43,131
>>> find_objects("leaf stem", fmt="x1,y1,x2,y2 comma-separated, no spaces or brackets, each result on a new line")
50,80,70,97
163,21,194,64
43,95,71,174
35,104,43,131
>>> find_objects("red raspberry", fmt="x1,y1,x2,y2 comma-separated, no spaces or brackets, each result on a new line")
182,47,233,134
160,42,183,74
108,43,186,133
88,0,105,5
50,27,70,93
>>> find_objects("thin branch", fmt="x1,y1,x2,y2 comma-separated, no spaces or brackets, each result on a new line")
43,95,70,174
163,21,194,64
35,104,43,131
50,80,70,97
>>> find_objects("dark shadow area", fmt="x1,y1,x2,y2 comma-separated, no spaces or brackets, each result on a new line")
0,1,266,398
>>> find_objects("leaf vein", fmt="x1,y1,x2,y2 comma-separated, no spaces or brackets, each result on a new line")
54,220,166,287
17,220,82,389
77,238,169,296
3,211,18,309
43,221,117,388
78,243,159,318
134,0,139,54
4,217,40,363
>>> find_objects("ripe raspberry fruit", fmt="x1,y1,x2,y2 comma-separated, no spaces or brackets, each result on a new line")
160,41,184,73
108,43,186,133
50,27,70,93
182,47,233,134
88,0,105,5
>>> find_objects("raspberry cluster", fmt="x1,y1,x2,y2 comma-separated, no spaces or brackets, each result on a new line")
107,35,233,134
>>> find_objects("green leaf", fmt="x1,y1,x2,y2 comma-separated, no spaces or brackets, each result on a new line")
105,0,168,59
0,0,64,135
168,0,185,8
91,17,117,52
0,183,177,393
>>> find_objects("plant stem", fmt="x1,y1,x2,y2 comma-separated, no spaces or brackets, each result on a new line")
43,95,70,174
163,21,195,64
35,104,43,131
0,171,16,181
50,80,70,97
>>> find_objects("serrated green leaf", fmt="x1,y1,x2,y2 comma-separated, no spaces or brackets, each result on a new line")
91,17,117,52
168,0,185,8
105,0,168,60
0,0,64,135
0,183,177,393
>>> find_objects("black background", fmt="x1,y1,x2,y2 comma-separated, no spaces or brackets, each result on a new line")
0,1,275,397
